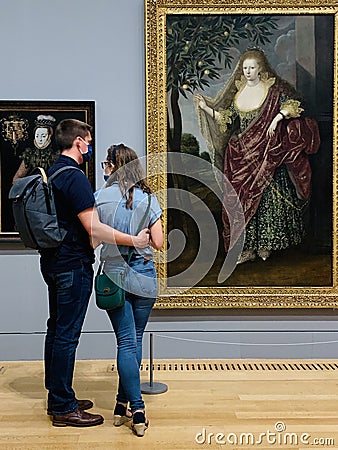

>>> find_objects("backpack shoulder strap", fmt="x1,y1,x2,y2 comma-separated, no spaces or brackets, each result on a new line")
48,166,83,183
29,167,47,182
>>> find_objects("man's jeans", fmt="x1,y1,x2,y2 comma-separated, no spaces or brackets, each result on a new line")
41,262,93,414
106,257,156,412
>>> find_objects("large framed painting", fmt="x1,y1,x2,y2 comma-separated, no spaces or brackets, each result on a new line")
0,100,95,246
145,0,337,308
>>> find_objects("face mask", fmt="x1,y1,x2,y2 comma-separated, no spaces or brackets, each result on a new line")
82,144,93,163
104,174,110,182
79,138,93,162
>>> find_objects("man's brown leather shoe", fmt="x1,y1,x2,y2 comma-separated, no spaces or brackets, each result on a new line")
47,399,94,415
52,409,104,427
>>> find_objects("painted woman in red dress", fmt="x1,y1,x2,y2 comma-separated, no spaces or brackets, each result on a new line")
195,48,320,264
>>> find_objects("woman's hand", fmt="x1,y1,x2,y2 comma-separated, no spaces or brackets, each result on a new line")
267,114,282,137
195,94,219,120
132,228,150,248
195,94,207,110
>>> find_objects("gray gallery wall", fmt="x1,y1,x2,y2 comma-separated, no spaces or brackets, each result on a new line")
0,0,338,361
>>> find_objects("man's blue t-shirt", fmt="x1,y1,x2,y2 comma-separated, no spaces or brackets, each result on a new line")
39,155,95,273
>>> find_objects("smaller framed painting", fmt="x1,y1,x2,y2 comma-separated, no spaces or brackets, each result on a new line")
0,100,95,245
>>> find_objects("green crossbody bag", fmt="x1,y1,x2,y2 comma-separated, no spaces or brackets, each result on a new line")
95,194,151,311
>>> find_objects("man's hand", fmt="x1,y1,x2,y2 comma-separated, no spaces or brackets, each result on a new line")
132,228,150,248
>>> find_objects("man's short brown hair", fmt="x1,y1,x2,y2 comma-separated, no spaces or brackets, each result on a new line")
55,119,92,151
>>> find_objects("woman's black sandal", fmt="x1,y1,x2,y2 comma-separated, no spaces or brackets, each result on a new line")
131,410,149,437
113,403,132,427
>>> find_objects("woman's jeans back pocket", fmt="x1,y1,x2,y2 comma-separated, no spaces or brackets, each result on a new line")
124,259,158,298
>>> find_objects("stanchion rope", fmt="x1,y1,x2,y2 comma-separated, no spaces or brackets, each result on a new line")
152,333,338,347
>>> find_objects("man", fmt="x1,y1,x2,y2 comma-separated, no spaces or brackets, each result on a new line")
39,119,149,427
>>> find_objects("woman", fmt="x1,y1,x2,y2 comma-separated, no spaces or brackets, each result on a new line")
195,48,320,264
13,114,58,182
94,144,163,437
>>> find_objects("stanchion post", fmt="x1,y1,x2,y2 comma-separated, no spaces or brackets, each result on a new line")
149,332,153,386
141,333,168,394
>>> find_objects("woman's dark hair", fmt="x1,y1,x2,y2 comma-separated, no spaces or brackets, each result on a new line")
106,143,152,209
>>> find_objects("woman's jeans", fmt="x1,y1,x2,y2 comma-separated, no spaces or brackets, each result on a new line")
106,257,157,412
41,262,93,414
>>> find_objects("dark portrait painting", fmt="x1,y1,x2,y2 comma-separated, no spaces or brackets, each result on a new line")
0,100,95,244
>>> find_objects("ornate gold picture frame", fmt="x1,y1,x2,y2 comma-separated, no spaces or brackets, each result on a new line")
145,0,337,308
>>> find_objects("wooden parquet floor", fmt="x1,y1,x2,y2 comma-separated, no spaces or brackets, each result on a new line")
1,359,338,449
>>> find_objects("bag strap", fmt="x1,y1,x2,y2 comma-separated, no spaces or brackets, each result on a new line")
126,193,151,263
98,193,152,273
30,167,47,183
48,166,83,183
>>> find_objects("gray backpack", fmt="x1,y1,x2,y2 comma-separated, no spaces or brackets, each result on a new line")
8,166,80,250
